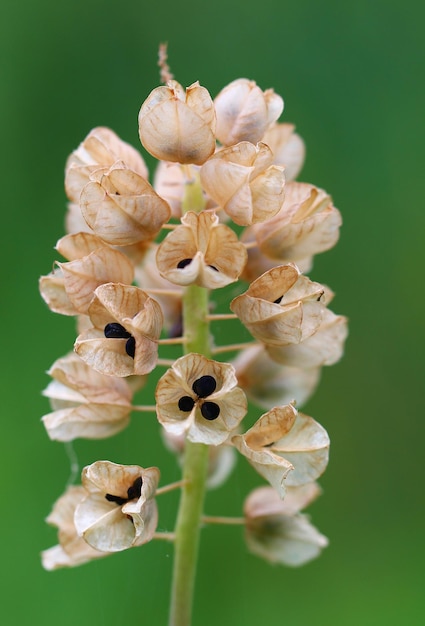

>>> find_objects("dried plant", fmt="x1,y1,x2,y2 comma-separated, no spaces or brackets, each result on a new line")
39,48,347,626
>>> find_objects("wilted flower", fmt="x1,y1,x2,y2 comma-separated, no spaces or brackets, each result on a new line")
42,485,107,570
232,344,320,410
65,126,149,204
232,405,329,497
74,461,159,552
266,308,348,368
262,123,305,181
156,211,247,288
156,353,247,445
230,263,325,345
253,182,342,264
75,282,163,376
244,484,328,566
138,80,216,165
200,141,285,226
79,162,171,246
42,353,138,441
214,78,283,146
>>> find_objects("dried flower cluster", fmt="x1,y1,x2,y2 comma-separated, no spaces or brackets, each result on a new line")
40,63,347,611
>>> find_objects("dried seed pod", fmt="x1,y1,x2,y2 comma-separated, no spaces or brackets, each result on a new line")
232,405,330,498
214,78,283,146
244,484,328,566
80,163,171,246
156,211,247,288
254,182,342,262
156,353,247,445
65,126,148,204
74,461,160,552
200,142,285,226
42,353,138,441
75,282,163,376
138,80,216,165
230,263,325,345
262,123,305,181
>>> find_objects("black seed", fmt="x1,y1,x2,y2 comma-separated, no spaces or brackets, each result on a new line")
192,375,217,398
273,295,283,304
177,258,192,269
201,401,220,420
105,493,127,506
178,396,195,412
125,336,136,358
104,322,131,339
208,265,219,271
127,476,143,500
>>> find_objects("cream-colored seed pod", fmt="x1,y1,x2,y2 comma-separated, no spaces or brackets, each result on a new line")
156,211,247,288
200,142,285,226
75,282,163,377
230,263,325,345
138,80,216,165
74,461,160,552
42,486,107,570
65,126,148,204
254,182,342,262
232,405,330,498
42,353,137,441
214,78,284,146
262,123,305,181
80,163,171,246
244,484,328,567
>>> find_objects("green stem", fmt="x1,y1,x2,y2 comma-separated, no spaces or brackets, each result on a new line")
168,172,210,626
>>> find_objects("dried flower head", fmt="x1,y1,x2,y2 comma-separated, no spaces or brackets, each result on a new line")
244,484,328,566
74,461,160,552
42,353,137,441
214,78,283,146
42,485,106,570
232,405,329,497
156,211,247,288
262,123,305,181
75,282,163,376
200,141,285,226
230,263,325,345
138,80,216,164
156,353,247,445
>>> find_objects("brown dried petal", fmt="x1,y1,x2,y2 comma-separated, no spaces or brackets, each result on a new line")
230,264,325,345
156,211,247,288
138,80,216,165
262,123,305,181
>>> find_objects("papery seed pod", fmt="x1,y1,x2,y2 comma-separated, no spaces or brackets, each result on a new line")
200,142,285,226
42,353,139,441
138,80,216,165
65,127,148,204
74,461,160,552
244,484,328,566
230,263,325,345
214,78,284,146
156,211,247,288
262,123,305,181
266,308,348,368
253,182,342,262
156,353,247,445
42,485,107,570
232,406,330,498
80,163,171,246
75,283,163,377
232,344,320,410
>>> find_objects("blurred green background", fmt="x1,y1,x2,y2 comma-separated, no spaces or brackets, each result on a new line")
1,0,424,624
